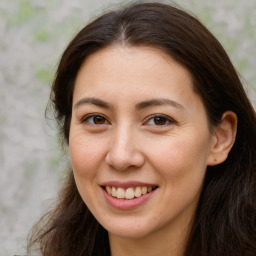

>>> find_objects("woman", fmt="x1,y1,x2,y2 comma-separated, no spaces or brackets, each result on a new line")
28,2,256,256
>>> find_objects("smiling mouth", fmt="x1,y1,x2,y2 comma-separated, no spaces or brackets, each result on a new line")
104,185,158,200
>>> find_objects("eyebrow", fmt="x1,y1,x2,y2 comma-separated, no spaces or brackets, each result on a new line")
135,98,185,110
74,97,111,110
73,97,184,111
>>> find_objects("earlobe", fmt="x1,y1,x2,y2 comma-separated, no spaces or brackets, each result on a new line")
207,111,237,166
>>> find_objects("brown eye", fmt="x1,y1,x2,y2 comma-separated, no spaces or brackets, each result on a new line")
153,116,167,125
84,115,107,125
93,116,105,124
145,114,174,126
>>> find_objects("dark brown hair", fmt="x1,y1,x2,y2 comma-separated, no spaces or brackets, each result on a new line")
28,2,256,255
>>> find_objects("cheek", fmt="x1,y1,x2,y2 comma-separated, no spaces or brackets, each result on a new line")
148,137,209,212
69,135,107,209
147,134,210,180
69,135,107,177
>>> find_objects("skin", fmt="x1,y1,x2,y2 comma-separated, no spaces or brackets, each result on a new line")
69,46,237,256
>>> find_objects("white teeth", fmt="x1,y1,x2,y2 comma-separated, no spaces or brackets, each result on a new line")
106,186,112,194
134,187,142,197
105,185,157,199
116,188,125,199
125,188,134,199
112,187,117,197
142,186,147,195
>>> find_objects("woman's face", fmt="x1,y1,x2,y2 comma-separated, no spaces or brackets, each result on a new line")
69,46,216,240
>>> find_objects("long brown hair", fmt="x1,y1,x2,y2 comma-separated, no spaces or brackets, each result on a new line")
28,2,256,255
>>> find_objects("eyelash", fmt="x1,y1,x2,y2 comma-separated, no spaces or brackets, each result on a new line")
81,114,109,125
81,113,175,127
144,114,176,126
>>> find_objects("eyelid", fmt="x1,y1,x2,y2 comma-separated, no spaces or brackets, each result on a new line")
81,113,110,125
80,113,176,127
143,114,176,126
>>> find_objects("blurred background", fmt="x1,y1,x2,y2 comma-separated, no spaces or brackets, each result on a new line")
0,0,255,255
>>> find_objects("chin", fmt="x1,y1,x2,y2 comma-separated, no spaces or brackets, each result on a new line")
108,226,153,240
100,216,159,240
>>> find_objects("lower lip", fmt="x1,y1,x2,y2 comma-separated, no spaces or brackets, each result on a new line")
102,187,157,210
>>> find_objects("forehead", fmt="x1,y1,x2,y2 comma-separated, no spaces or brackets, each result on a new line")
74,46,195,99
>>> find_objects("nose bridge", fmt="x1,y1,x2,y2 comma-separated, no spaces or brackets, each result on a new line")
106,123,144,170
113,123,132,151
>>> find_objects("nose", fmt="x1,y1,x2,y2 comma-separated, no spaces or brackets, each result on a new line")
105,125,145,171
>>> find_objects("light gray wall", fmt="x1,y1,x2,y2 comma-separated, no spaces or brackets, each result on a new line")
0,0,255,254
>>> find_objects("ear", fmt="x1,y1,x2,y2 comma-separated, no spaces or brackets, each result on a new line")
207,111,237,166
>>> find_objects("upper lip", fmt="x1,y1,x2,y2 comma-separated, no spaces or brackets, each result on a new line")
100,181,158,189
